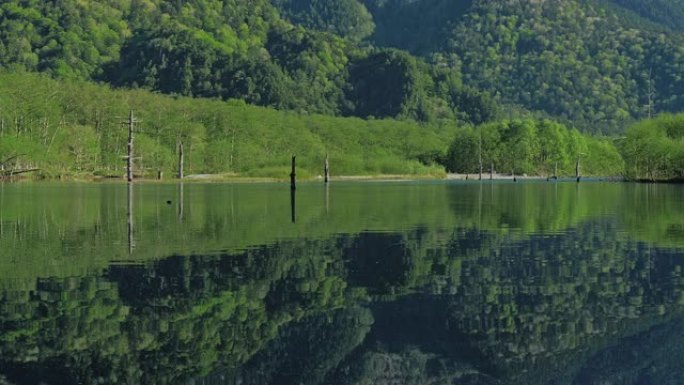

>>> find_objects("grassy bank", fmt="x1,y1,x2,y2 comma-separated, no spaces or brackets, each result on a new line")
0,72,453,179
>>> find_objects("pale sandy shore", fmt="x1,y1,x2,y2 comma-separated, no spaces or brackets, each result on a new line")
446,173,546,181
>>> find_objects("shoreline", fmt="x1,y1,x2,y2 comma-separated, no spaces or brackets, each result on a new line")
0,172,637,184
0,173,446,184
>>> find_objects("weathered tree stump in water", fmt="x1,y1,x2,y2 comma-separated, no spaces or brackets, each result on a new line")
324,155,330,184
290,155,296,190
126,111,135,182
177,140,184,179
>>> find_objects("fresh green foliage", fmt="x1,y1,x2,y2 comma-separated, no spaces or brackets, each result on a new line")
621,114,684,180
0,0,497,125
271,0,375,41
355,0,684,133
0,72,451,178
444,119,624,176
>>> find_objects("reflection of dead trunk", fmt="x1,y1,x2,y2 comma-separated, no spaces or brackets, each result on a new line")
0,182,3,238
290,188,296,223
325,183,330,214
127,182,134,255
177,183,184,222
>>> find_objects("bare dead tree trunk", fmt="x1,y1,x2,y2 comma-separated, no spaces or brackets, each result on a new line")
555,161,558,179
478,133,483,181
290,155,296,190
324,154,330,184
230,129,235,171
127,111,135,182
178,140,184,179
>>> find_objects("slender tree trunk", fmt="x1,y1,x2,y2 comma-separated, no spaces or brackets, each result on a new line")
177,140,184,179
290,155,296,190
127,111,134,182
324,154,330,184
478,133,483,181
230,129,235,171
554,161,558,179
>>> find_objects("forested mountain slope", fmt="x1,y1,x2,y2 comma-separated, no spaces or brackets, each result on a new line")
0,0,497,126
274,0,684,134
3,0,684,135
602,0,684,31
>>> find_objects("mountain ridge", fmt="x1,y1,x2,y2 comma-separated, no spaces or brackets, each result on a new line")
1,0,684,134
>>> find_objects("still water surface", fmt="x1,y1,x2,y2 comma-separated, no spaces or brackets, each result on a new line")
1,181,684,384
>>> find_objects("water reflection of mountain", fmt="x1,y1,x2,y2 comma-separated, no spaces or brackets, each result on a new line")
3,182,684,284
2,219,684,384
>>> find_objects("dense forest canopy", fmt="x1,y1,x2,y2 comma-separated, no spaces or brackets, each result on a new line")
356,0,684,134
0,0,497,126
0,72,455,178
274,0,684,134
0,0,683,177
4,0,684,134
601,0,684,31
444,119,624,176
621,114,684,180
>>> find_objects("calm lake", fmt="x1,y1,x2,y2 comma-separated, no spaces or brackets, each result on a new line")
1,181,684,384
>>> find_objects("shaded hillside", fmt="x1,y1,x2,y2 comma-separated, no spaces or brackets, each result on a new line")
0,0,496,125
279,0,684,134
604,0,684,31
358,0,684,133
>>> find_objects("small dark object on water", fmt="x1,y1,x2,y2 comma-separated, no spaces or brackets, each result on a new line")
513,176,517,182
166,200,172,205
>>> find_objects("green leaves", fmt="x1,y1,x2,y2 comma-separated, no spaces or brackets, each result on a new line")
445,119,624,176
272,0,375,42
621,114,684,180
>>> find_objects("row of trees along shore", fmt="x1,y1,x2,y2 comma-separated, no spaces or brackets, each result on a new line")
0,72,682,181
444,119,624,178
621,114,684,181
